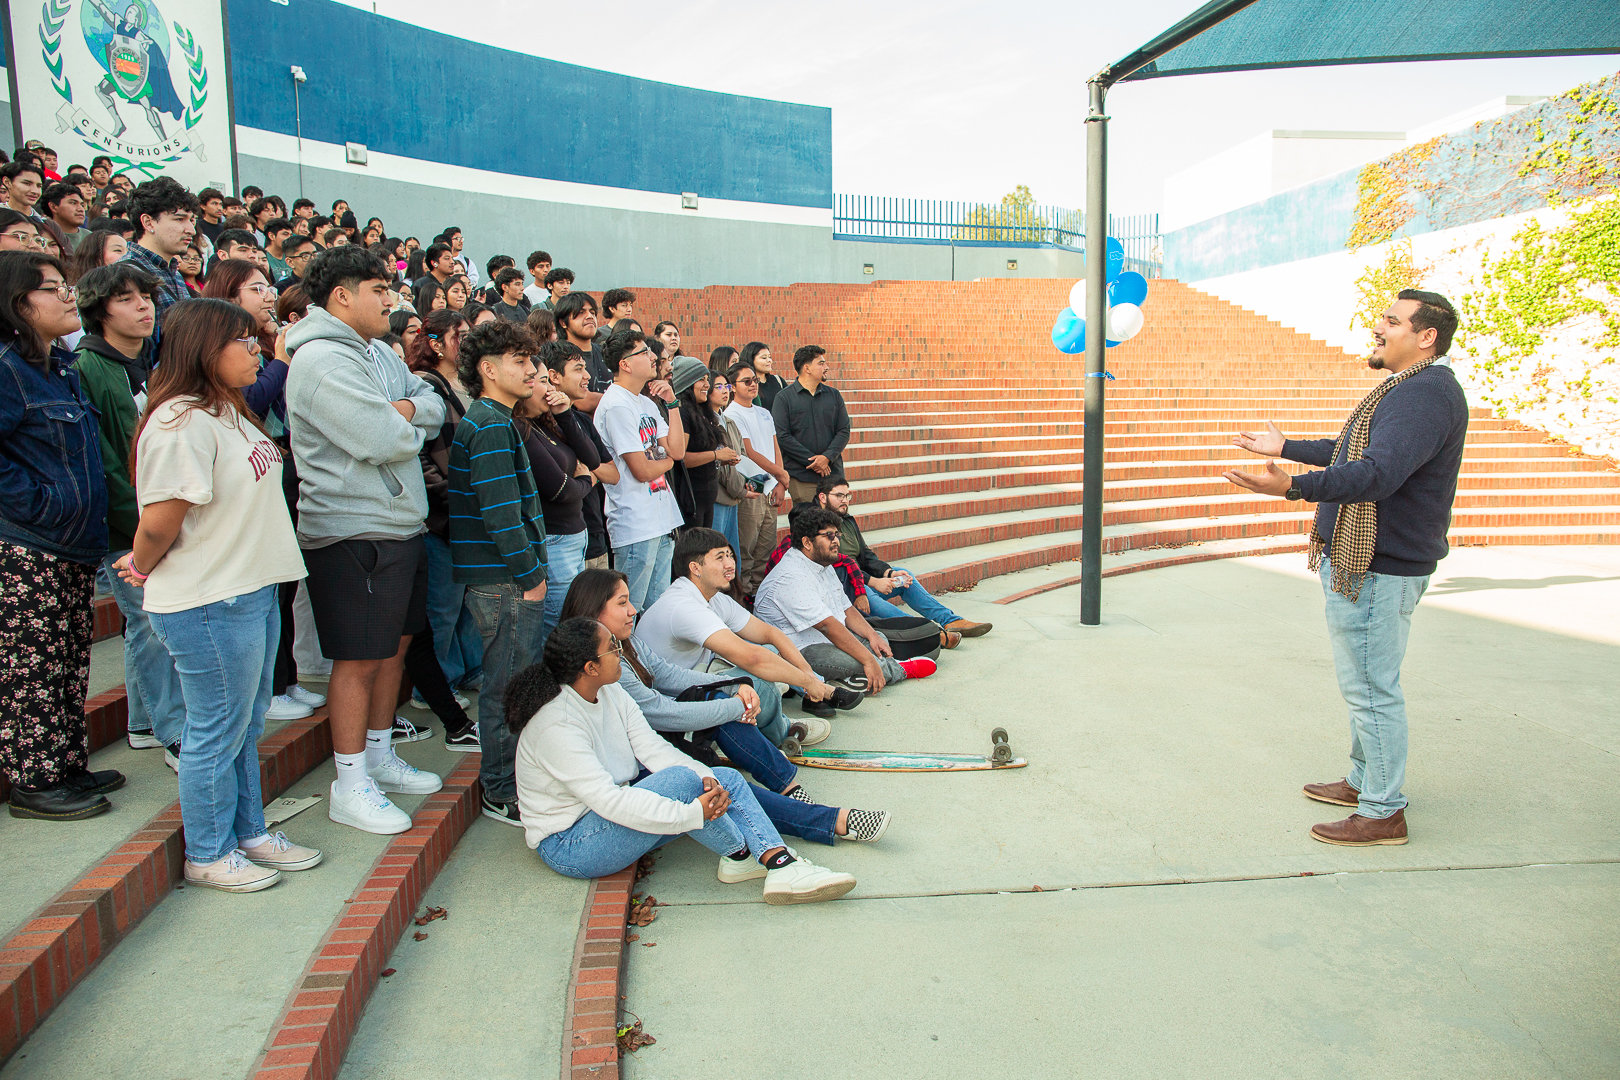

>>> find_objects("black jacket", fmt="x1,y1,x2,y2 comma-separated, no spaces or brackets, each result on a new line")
837,512,890,579
771,379,851,483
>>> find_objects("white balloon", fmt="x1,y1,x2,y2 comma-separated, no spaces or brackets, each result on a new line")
1107,302,1145,341
1068,279,1086,314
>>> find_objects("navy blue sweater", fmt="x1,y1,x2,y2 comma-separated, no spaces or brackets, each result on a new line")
1284,364,1469,577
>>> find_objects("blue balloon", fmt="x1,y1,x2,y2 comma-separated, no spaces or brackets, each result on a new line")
1051,307,1085,354
1105,237,1125,282
1108,271,1148,308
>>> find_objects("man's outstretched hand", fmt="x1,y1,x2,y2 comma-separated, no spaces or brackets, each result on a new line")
1223,459,1294,497
1233,420,1285,457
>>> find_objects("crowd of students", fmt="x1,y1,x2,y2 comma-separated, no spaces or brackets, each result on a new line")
0,163,992,905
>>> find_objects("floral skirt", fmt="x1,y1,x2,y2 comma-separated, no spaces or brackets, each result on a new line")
0,543,94,788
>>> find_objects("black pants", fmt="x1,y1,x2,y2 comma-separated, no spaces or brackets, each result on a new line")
272,441,299,695
405,622,472,733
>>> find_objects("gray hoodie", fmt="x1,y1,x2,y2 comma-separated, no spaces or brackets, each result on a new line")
285,306,446,547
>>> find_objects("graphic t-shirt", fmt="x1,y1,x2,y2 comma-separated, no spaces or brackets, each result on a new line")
635,577,752,671
724,400,778,493
134,397,305,613
593,383,682,547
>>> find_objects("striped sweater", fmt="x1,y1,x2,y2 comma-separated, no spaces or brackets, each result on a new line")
447,396,548,589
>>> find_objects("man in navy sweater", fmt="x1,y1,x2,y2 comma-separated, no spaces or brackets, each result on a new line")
1226,290,1467,847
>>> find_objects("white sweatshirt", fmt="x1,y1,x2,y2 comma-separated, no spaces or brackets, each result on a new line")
516,682,716,850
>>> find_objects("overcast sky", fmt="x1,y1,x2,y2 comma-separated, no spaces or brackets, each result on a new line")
344,0,1619,215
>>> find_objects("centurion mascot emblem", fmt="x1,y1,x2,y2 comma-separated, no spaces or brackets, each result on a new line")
87,0,186,140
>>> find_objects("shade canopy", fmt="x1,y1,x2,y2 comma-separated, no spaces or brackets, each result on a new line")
1117,0,1620,83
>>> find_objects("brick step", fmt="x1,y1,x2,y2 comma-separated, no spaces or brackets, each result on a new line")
845,422,1551,445
836,378,1382,391
841,405,1509,426
842,436,1577,464
92,595,123,644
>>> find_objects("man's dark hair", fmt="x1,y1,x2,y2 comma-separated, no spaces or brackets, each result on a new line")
91,155,113,170
223,196,244,211
105,198,130,220
40,182,82,216
249,197,276,219
672,528,731,583
127,176,199,240
282,233,315,256
292,197,315,212
553,290,595,335
601,326,645,373
791,507,842,552
0,160,44,186
1396,289,1458,357
441,226,461,240
457,318,536,396
815,475,850,500
311,214,333,231
215,228,260,253
602,287,635,313
303,245,393,307
264,217,293,239
242,185,264,200
792,344,826,372
424,242,452,269
486,254,515,278
321,227,347,246
538,338,582,375
196,187,224,206
495,267,524,290
527,249,551,271
726,361,756,386
75,262,158,337
543,267,574,288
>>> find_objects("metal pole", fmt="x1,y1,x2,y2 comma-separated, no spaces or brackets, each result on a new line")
1080,77,1109,626
293,79,305,200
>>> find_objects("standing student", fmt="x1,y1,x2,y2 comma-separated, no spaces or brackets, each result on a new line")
708,372,745,560
0,251,123,820
771,345,850,507
446,319,550,825
286,246,447,835
741,341,787,412
523,250,552,308
121,177,197,323
120,299,320,891
592,328,685,611
671,356,738,532
725,360,790,597
545,339,616,571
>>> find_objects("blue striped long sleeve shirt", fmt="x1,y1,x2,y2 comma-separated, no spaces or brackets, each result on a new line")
447,397,547,589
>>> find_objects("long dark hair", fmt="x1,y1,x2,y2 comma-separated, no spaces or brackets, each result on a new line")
405,308,465,375
679,385,723,453
708,345,738,377
405,248,426,282
201,258,276,353
739,341,770,372
0,250,69,360
69,229,124,284
132,299,264,476
505,618,608,734
559,569,655,687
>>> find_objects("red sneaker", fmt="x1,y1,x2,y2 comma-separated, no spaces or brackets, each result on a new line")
898,657,937,679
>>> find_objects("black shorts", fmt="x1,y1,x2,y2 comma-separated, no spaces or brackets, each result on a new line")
303,536,428,661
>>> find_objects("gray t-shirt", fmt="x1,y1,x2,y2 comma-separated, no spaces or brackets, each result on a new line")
753,547,849,650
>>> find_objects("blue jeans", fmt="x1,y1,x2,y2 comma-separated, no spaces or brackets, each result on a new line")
147,584,278,864
865,566,958,626
538,765,786,878
706,718,839,846
614,533,674,613
424,532,483,689
1320,558,1429,820
711,666,789,746
465,583,547,803
102,549,185,747
713,503,740,561
542,529,589,639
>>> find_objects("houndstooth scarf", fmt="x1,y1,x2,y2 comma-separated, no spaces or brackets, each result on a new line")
1308,359,1435,600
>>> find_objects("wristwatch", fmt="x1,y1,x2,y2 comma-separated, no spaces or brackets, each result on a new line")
1285,479,1305,501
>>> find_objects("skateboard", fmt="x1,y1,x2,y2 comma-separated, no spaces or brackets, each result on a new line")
785,728,1026,772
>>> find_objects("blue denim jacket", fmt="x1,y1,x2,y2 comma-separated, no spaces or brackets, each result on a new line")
0,340,108,563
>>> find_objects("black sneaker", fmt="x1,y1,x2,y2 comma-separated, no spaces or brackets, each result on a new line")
829,674,868,693
830,686,864,711
391,714,432,744
481,794,522,826
444,724,481,753
801,695,835,720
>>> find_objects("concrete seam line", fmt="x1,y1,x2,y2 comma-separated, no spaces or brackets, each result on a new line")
247,757,481,1080
563,866,635,1080
0,708,334,1068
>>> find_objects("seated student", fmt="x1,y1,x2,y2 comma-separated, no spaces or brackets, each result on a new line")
559,570,889,845
814,477,991,639
754,508,939,695
509,617,858,904
637,528,858,723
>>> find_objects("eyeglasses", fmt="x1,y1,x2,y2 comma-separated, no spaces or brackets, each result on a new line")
3,231,44,247
287,251,313,261
711,381,730,391
241,282,278,299
735,377,758,386
623,347,653,362
32,282,76,303
816,529,841,541
235,336,263,354
597,639,624,660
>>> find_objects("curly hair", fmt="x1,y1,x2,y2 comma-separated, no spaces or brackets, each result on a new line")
456,318,536,397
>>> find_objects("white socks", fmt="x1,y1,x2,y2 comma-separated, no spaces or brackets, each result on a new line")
333,751,370,795
365,728,392,768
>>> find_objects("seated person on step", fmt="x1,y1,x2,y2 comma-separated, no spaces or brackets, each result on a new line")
558,569,890,846
507,617,860,904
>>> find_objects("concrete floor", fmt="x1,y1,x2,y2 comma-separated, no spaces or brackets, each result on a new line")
619,547,1620,1079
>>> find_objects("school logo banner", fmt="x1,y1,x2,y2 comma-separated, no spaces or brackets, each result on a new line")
6,0,235,190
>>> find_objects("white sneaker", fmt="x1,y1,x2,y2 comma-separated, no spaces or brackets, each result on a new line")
328,777,412,834
285,685,327,708
164,744,180,773
369,750,444,795
126,730,164,749
763,856,856,905
718,854,769,884
242,831,324,871
265,694,313,720
184,850,280,893
786,717,832,747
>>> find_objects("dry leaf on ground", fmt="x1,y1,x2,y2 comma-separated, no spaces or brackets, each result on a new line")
380,968,396,977
413,931,429,941
617,1018,657,1054
413,905,448,926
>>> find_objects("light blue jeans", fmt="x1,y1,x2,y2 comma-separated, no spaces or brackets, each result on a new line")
1320,558,1429,820
713,666,789,746
614,532,674,613
102,549,185,748
537,765,786,879
864,566,959,626
147,584,277,864
713,502,740,561
465,583,547,803
542,529,589,638
424,532,483,689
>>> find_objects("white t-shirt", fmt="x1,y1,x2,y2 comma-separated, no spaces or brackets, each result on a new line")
135,397,305,613
636,577,752,671
593,383,682,547
524,283,548,308
724,400,777,492
753,547,850,650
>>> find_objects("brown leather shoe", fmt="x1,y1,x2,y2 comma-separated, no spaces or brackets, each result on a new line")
1302,779,1359,807
945,619,991,637
939,630,962,650
1310,808,1407,846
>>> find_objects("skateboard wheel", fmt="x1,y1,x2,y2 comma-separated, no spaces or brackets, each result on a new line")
991,727,1008,744
781,736,803,758
991,744,1013,765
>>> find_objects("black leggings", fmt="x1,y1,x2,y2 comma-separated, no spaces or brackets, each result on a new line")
404,623,472,732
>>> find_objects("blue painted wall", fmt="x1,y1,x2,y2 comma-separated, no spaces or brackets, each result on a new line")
1163,171,1358,280
224,0,831,208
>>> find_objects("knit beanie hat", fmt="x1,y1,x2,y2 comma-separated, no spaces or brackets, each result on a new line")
671,355,710,397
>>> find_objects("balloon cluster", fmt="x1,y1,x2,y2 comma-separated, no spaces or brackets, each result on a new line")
1050,237,1149,355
